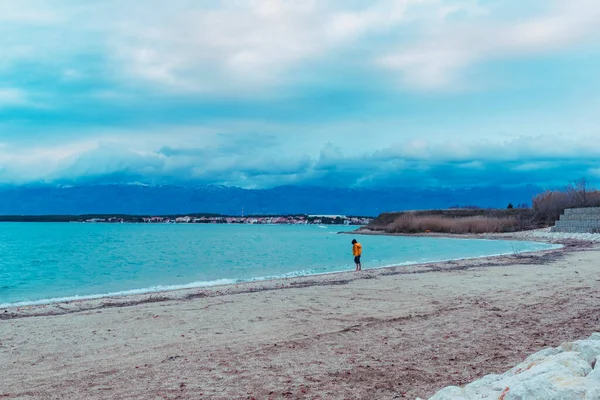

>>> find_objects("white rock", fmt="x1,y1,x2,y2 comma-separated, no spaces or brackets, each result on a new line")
505,228,600,242
503,379,562,399
463,374,509,399
560,340,600,365
589,333,600,341
584,387,600,398
513,352,591,379
426,334,600,400
428,386,468,400
588,365,600,380
508,347,562,376
505,374,597,400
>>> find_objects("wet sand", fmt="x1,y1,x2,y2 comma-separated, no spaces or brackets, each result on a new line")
1,238,599,399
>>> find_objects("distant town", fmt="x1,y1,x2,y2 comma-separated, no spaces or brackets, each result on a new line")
81,214,373,225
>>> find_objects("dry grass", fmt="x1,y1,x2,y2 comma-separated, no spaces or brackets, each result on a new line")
384,215,519,234
366,208,535,234
365,179,600,234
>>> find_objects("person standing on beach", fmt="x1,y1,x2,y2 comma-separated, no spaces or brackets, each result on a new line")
352,239,362,271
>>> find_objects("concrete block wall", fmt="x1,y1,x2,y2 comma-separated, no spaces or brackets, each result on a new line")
552,207,600,233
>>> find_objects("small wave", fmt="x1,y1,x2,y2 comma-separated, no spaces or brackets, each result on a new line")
0,278,237,308
1,268,352,308
244,269,320,282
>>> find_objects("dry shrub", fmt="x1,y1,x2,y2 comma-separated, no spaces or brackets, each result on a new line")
385,215,519,234
532,190,571,223
533,187,600,224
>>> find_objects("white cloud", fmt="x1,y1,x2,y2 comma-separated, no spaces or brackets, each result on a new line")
2,1,600,189
0,88,28,108
108,0,490,93
105,0,330,93
0,139,96,183
61,68,84,81
0,2,58,23
0,0,487,94
2,0,599,94
378,0,600,90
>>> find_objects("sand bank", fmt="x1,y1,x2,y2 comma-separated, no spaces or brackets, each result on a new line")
1,235,599,399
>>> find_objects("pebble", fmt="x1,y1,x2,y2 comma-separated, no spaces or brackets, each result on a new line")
507,228,600,242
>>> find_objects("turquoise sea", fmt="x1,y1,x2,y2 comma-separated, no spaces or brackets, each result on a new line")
0,223,559,306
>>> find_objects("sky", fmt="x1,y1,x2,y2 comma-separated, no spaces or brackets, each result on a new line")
1,0,600,189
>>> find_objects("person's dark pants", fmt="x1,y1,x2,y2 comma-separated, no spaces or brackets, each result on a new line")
354,256,361,264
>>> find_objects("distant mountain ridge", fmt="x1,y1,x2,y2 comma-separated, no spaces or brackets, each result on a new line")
0,184,544,216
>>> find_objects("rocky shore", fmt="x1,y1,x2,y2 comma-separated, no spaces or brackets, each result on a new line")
425,333,600,399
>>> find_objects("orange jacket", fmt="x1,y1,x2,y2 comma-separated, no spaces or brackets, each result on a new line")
352,242,362,257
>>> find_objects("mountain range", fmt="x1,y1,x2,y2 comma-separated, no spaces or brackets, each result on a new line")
0,184,545,216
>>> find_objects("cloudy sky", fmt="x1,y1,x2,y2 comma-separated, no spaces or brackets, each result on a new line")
1,0,599,188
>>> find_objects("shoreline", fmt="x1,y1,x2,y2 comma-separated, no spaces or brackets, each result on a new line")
353,226,600,243
3,231,600,399
0,232,583,319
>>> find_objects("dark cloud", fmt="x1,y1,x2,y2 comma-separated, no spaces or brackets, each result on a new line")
4,135,599,190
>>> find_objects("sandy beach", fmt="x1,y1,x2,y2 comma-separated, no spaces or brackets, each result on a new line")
2,234,600,399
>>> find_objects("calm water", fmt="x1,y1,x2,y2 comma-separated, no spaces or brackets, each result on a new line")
0,223,559,306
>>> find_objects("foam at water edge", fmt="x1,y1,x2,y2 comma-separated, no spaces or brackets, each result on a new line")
0,278,237,308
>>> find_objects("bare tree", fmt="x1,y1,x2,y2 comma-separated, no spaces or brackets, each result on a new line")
567,177,589,207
